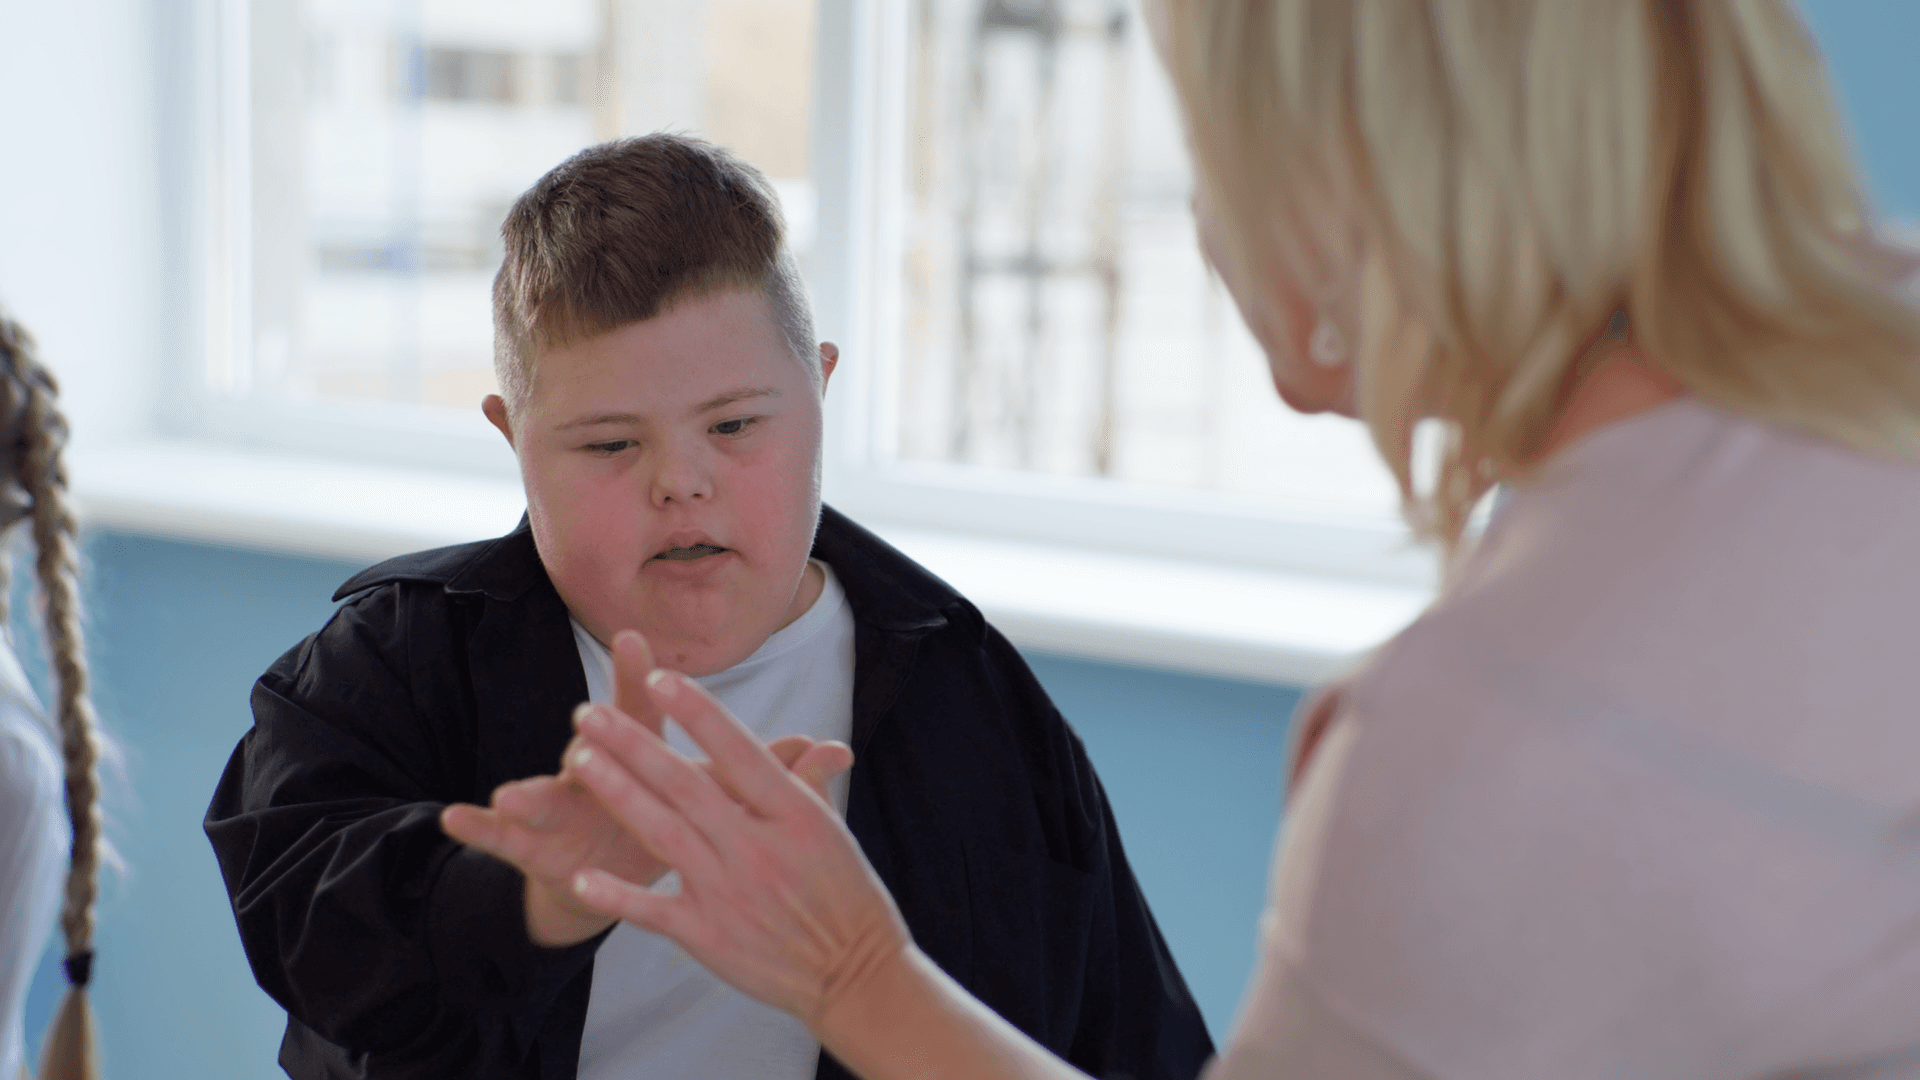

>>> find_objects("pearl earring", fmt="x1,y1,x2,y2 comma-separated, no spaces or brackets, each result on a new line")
1309,312,1345,368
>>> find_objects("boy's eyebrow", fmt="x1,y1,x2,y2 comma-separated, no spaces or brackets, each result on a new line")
551,388,781,431
690,387,780,415
554,411,642,431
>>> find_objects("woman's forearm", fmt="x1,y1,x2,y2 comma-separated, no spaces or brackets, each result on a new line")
816,944,1092,1080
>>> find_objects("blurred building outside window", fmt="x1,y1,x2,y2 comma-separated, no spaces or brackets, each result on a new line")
231,0,818,412
202,0,1421,585
891,0,1400,515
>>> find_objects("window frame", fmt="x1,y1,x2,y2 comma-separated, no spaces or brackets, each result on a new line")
808,0,1432,587
166,0,1435,590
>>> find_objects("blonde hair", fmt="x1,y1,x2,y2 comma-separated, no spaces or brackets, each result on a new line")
0,311,103,1080
1164,0,1920,557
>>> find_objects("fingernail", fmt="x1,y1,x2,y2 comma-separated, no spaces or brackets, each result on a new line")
572,702,593,728
572,872,592,896
646,669,678,697
572,746,594,768
577,705,607,730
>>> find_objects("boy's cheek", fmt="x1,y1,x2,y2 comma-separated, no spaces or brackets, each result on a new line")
530,471,642,572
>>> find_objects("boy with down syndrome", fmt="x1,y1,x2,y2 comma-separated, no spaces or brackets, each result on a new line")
205,135,1210,1080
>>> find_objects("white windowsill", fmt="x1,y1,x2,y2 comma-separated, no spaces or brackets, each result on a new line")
67,439,1433,688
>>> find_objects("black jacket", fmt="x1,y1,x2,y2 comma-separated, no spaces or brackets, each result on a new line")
206,506,1212,1079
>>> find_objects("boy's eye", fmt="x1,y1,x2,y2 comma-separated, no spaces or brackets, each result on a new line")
712,417,758,437
585,440,635,455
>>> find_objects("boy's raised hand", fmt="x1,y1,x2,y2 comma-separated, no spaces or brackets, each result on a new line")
442,629,852,948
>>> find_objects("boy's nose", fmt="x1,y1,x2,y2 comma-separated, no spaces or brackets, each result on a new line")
648,445,715,506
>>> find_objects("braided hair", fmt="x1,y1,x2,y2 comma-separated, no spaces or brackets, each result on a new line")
0,309,102,1080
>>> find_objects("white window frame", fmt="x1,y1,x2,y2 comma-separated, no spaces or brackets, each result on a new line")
806,0,1433,589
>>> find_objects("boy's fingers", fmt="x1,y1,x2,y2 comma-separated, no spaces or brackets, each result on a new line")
491,776,571,829
766,734,814,768
791,742,854,802
642,670,809,818
444,805,564,878
610,630,666,737
441,803,501,851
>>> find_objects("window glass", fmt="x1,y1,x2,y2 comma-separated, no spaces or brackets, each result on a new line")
891,0,1398,514
234,0,1401,520
242,0,817,410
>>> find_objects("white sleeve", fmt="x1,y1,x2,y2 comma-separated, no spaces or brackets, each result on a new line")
0,705,67,1080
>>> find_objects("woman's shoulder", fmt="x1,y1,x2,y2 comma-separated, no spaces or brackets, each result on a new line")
1340,396,1920,827
1284,595,1920,1076
1514,397,1920,558
1419,400,1920,694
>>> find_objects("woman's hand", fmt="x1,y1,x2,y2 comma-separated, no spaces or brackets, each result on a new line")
562,669,905,1030
442,629,849,947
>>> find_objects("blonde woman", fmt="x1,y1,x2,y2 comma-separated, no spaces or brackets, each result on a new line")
455,1,1920,1076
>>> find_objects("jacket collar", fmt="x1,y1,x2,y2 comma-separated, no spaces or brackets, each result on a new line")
810,505,956,636
442,516,547,602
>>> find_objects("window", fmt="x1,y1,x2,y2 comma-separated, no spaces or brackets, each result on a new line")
815,0,1430,585
196,1,816,435
891,0,1394,512
189,0,1429,587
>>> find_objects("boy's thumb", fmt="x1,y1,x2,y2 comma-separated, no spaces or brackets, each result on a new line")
792,741,854,799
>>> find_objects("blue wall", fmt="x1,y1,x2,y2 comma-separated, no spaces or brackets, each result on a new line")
19,530,1297,1075
1799,0,1920,225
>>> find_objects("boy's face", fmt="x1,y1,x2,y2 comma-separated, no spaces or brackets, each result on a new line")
484,287,835,677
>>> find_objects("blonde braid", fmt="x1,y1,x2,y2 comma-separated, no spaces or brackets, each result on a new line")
0,512,14,632
0,313,102,1080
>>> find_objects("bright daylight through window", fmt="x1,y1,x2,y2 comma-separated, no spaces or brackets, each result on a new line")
235,0,819,412
219,0,1409,573
891,0,1394,514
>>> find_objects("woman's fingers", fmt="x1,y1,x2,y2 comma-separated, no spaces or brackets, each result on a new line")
644,670,812,818
571,867,699,941
609,630,667,737
567,722,727,882
576,703,741,822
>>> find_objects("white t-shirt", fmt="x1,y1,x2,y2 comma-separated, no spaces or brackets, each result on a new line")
0,638,64,1080
571,559,855,1080
1210,400,1920,1080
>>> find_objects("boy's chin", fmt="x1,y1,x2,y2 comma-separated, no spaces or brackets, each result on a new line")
646,639,753,678
629,620,767,678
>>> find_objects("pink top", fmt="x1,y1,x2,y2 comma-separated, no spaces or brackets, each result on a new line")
1210,400,1920,1079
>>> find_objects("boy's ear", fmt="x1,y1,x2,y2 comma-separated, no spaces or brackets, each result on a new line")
482,394,517,449
817,342,840,393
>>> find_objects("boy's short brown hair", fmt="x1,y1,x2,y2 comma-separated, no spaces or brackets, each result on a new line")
492,134,817,415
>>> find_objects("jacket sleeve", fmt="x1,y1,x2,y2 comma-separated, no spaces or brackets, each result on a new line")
203,584,601,1076
1066,758,1216,1079
980,626,1215,1080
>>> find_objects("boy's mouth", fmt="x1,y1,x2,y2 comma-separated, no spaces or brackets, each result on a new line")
650,542,731,563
